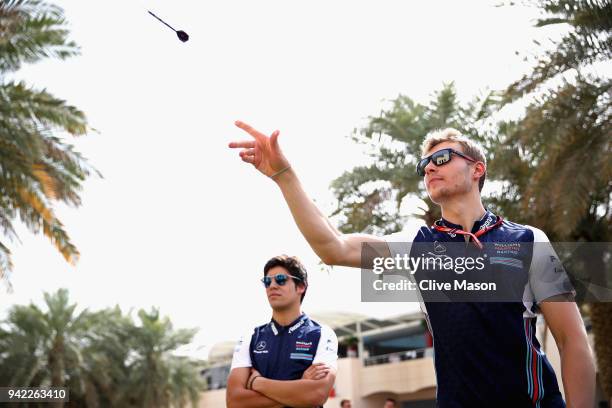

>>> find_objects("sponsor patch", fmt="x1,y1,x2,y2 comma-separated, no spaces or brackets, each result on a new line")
256,341,267,351
290,352,313,361
490,256,523,269
493,243,521,255
295,340,312,352
288,319,306,334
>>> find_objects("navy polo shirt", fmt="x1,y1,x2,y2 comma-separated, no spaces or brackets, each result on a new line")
231,313,338,380
384,211,574,408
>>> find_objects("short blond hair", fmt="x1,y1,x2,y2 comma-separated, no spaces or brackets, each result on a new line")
421,128,487,192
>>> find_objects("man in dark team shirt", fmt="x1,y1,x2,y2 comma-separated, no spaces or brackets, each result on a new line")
229,122,595,407
226,255,338,407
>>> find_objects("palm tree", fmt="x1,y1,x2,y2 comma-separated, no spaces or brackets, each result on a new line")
330,83,498,233
0,289,96,407
123,308,202,407
0,0,98,287
0,293,204,407
498,0,611,399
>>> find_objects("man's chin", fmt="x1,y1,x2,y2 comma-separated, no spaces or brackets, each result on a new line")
428,191,444,205
270,301,289,311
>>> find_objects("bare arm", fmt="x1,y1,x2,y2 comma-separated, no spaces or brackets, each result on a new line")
274,167,385,267
226,368,283,408
540,300,595,408
251,369,337,407
229,121,386,267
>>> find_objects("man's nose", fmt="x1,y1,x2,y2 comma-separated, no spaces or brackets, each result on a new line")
424,159,437,174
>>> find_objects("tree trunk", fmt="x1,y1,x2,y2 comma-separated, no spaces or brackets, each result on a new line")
48,335,65,408
590,302,612,400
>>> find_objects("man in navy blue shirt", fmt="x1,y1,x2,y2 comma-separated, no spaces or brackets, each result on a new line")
226,255,338,407
229,121,595,407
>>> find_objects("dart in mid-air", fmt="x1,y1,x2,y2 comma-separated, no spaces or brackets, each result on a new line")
148,10,189,42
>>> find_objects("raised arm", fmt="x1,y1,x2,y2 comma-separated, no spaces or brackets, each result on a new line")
229,120,386,267
226,367,284,408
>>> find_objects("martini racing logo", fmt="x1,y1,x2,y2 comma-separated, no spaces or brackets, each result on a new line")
295,341,312,352
493,243,521,255
254,341,268,354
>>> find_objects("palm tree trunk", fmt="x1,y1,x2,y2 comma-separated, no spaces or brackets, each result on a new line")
48,336,65,408
590,302,612,402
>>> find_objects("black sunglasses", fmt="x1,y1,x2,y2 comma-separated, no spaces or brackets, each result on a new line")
416,148,476,176
261,274,302,288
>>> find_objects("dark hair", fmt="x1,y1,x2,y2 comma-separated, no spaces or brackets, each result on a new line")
263,255,308,303
385,398,397,405
340,400,351,407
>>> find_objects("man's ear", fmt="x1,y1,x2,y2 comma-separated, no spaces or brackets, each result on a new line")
473,162,486,179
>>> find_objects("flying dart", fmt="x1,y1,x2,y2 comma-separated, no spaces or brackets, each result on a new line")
148,10,189,42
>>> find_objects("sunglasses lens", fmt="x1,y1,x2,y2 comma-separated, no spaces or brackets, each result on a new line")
433,150,451,166
262,277,272,288
418,149,454,176
275,275,288,285
416,158,429,176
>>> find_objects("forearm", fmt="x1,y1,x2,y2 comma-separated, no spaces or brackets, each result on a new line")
274,168,345,265
252,377,328,407
560,341,595,408
227,388,284,408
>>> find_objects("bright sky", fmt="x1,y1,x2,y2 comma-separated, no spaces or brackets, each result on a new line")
1,0,565,359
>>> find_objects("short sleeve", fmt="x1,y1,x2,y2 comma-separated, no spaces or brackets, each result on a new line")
313,325,338,370
383,223,422,260
526,226,576,303
230,330,253,370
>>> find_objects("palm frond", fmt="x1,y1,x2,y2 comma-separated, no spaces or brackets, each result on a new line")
0,0,79,73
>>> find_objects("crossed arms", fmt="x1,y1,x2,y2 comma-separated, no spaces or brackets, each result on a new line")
226,363,336,408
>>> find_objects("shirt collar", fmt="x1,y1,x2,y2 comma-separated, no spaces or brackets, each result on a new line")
439,210,497,233
269,313,308,336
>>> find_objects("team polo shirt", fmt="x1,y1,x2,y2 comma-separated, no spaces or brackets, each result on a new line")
231,313,338,382
384,210,574,408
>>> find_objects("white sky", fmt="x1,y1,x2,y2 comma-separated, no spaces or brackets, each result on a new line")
0,0,567,359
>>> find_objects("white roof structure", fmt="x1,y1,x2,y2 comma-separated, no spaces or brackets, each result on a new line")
205,311,427,363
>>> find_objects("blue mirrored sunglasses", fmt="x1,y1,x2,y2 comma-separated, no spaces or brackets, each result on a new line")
261,274,302,288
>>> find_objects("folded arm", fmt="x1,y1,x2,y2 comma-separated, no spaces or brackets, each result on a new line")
226,367,284,408
251,368,336,407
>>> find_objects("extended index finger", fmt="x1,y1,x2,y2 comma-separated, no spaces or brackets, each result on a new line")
235,120,266,140
228,140,256,149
